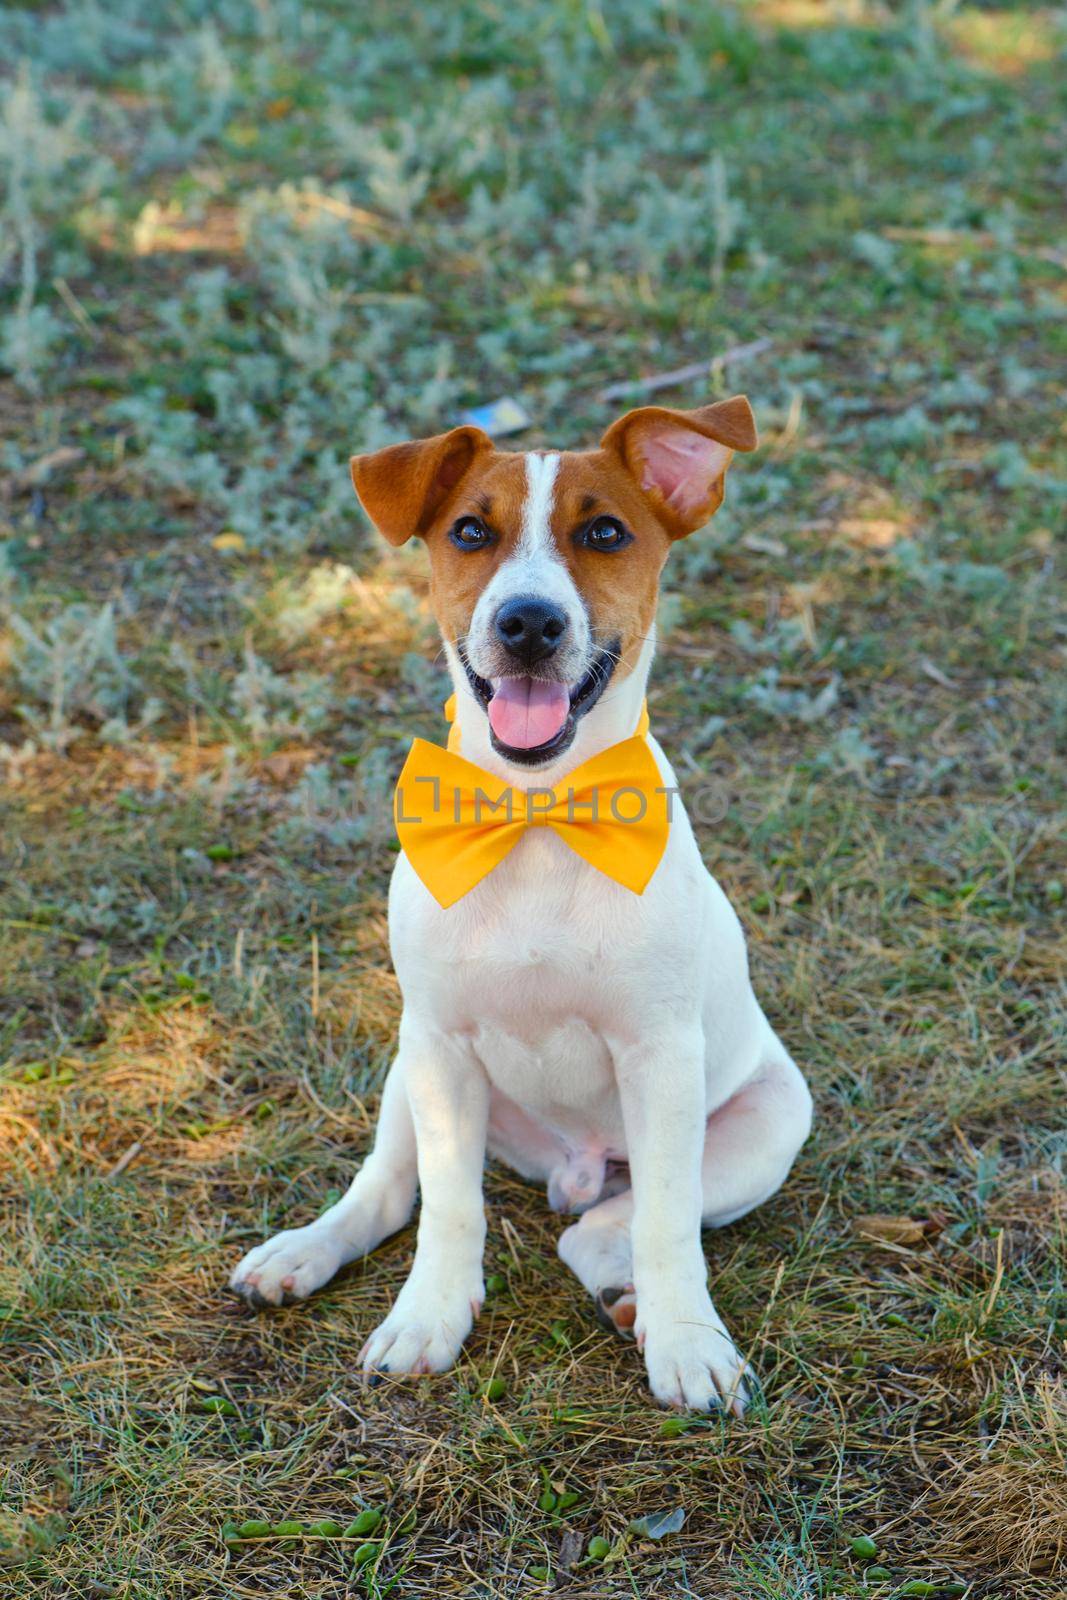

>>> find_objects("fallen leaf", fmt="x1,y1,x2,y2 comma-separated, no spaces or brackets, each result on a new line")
627,1507,685,1540
854,1214,945,1246
557,1529,583,1573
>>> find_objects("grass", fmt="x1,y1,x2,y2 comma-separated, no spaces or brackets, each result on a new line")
1,0,1065,1594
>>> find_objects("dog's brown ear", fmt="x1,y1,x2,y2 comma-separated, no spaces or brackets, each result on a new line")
351,425,493,546
601,395,758,539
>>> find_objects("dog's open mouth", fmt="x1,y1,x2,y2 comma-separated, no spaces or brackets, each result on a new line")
459,641,620,766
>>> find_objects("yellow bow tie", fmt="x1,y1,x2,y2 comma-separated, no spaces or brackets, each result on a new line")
393,698,671,908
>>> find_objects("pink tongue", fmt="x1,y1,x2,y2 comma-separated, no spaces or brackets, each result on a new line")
488,677,570,749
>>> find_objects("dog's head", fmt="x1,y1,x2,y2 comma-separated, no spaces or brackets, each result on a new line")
352,396,757,766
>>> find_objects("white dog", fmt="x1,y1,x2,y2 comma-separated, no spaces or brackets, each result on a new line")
231,395,812,1413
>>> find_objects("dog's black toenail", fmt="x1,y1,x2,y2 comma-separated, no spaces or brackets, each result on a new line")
594,1297,617,1335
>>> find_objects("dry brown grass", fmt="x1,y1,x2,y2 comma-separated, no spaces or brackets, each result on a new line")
919,1377,1066,1578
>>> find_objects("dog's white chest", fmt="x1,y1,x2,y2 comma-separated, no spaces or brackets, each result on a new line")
471,1013,613,1106
455,892,620,1129
391,833,638,1151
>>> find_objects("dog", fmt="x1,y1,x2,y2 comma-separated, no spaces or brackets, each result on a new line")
230,395,812,1414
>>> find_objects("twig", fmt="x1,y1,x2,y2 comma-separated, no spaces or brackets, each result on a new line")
292,190,396,235
105,1141,142,1180
53,277,101,340
920,658,957,690
597,337,773,403
327,1391,367,1437
12,447,86,492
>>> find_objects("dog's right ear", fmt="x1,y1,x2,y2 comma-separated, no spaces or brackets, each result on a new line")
350,426,494,546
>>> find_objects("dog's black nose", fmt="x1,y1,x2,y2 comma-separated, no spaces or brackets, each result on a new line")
494,596,567,666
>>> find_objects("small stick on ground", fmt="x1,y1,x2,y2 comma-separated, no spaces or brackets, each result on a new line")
597,337,773,403
104,1141,142,1181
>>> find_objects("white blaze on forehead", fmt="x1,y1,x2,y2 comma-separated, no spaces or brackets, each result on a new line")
463,447,590,683
519,452,560,557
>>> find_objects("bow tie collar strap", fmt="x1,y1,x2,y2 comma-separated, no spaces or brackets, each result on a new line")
394,700,670,909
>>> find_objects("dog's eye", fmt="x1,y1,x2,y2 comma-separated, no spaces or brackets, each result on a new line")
449,516,493,550
582,516,631,552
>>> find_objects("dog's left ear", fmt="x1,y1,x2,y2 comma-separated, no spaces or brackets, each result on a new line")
601,394,758,539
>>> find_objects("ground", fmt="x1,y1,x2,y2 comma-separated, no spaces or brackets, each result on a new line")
0,2,1065,1596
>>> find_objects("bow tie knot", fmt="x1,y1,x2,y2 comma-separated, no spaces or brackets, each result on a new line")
392,702,672,908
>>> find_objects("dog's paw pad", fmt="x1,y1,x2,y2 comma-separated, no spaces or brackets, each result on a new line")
594,1284,637,1340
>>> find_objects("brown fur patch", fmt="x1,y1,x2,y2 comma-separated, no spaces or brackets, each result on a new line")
544,450,672,680
421,452,530,648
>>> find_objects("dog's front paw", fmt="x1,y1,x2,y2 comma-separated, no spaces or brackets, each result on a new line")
640,1296,751,1417
360,1274,483,1377
230,1222,349,1308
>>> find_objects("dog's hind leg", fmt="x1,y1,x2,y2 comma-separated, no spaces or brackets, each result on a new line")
558,1045,811,1349
557,1189,637,1336
230,1056,418,1308
699,1043,811,1228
